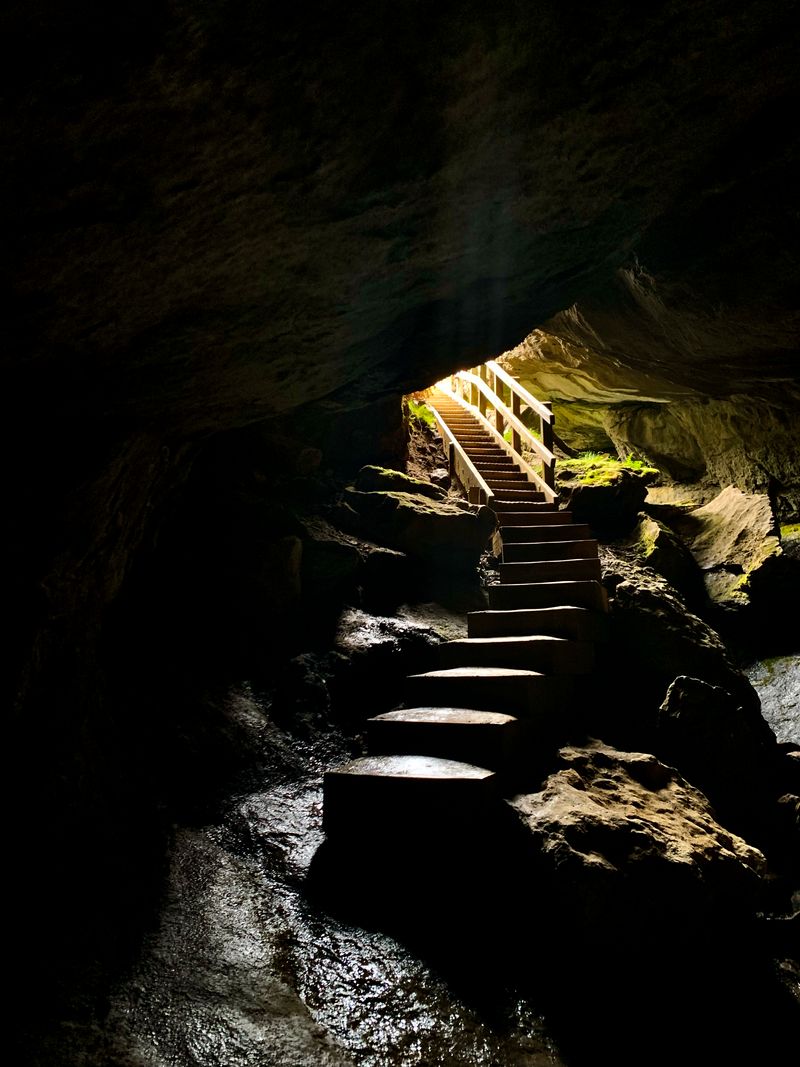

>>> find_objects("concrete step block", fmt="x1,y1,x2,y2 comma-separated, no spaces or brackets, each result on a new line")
405,665,578,717
495,510,574,525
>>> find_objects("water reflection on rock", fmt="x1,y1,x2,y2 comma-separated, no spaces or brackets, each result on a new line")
100,685,562,1067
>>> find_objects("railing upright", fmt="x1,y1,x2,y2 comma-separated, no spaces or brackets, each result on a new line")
511,392,522,454
491,368,504,436
541,401,555,491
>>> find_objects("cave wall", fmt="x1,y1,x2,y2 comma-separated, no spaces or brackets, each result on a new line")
3,3,799,942
502,323,800,517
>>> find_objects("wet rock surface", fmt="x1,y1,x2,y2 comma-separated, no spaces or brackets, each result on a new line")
20,684,566,1067
14,601,800,1067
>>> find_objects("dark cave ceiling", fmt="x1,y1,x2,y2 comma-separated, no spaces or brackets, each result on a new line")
2,0,798,435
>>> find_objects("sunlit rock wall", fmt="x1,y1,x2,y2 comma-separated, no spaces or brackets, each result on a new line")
501,260,799,513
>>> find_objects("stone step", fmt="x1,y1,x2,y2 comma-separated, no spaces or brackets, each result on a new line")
366,707,521,771
486,483,538,495
500,523,593,542
488,581,609,611
467,605,609,642
503,539,599,562
323,754,497,837
499,558,602,584
495,510,574,525
435,635,594,674
405,664,578,712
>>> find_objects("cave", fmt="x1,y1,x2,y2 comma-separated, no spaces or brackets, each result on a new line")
5,3,799,1065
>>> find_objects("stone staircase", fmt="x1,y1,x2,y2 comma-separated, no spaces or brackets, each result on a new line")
323,387,608,837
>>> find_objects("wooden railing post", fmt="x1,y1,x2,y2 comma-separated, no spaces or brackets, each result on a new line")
541,401,555,490
478,365,488,417
511,392,522,454
492,370,504,434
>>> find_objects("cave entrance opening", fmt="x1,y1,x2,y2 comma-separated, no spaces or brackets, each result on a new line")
410,360,557,507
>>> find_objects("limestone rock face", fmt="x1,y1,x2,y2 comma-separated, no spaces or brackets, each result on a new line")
508,740,767,948
6,3,796,430
501,323,800,516
686,485,781,606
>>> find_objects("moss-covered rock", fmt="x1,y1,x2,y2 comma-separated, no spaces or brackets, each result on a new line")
340,487,496,573
556,454,660,536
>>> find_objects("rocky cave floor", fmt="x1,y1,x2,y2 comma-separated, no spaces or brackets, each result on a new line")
24,650,798,1067
23,645,800,1067
16,450,800,1067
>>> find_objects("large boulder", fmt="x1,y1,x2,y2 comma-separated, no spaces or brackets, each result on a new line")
353,464,446,500
657,676,799,874
299,516,411,617
556,455,659,537
672,484,800,648
627,513,705,604
339,484,496,573
508,740,768,952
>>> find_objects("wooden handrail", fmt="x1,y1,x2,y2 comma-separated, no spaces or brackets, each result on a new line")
485,361,553,423
459,372,556,467
427,402,495,506
436,361,557,500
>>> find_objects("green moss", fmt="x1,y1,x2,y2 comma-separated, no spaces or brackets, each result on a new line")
780,523,800,539
558,451,660,486
406,397,436,428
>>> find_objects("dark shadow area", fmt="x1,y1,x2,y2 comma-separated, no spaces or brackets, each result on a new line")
306,806,800,1067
